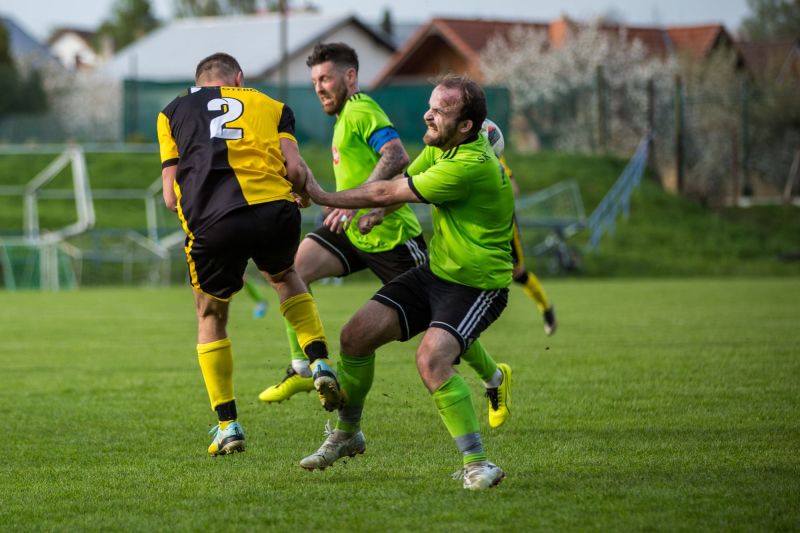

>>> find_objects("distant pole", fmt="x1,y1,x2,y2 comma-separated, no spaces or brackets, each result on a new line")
647,78,660,185
279,0,288,104
784,148,800,205
127,53,138,141
674,74,684,194
740,78,752,196
596,65,608,154
731,127,740,206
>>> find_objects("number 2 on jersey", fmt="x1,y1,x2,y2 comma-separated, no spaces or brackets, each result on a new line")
208,97,243,140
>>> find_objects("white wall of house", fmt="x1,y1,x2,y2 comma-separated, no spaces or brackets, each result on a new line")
267,25,394,88
102,14,394,86
51,33,97,70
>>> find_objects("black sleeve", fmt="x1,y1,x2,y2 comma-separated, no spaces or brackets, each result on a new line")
407,176,429,204
278,105,296,137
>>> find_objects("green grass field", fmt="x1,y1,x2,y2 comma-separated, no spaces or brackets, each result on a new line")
2,278,798,530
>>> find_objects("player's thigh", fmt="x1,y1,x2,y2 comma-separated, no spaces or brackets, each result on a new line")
371,266,432,342
250,200,301,276
340,299,403,355
429,279,509,354
295,236,347,283
363,234,428,284
187,215,250,299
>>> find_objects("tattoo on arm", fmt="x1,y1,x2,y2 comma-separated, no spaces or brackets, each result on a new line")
366,141,409,183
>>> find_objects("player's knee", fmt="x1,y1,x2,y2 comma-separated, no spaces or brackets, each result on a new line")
339,322,362,355
415,350,438,377
267,267,292,284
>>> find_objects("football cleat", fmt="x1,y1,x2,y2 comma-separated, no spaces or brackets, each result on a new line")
543,305,557,336
312,359,343,411
486,363,512,428
207,421,245,456
258,366,314,403
299,421,366,471
457,461,506,490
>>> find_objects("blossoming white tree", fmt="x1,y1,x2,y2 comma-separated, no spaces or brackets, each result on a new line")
479,22,677,155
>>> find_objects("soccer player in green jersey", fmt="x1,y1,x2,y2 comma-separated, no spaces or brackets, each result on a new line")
256,42,423,402
258,44,511,430
157,53,340,456
300,74,512,490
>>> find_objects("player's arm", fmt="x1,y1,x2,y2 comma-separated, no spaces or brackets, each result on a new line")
306,173,419,209
156,110,179,212
354,134,411,231
366,137,409,183
279,137,312,207
277,105,311,207
162,164,178,212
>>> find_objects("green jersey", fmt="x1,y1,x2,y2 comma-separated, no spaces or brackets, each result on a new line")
332,93,422,252
407,134,514,289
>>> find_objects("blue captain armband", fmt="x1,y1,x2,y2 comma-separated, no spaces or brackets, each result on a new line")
367,126,400,153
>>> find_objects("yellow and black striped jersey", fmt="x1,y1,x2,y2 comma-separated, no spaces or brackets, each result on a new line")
157,86,296,234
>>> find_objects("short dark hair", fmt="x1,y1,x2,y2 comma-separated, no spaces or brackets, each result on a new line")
306,42,359,72
195,52,242,83
436,74,487,136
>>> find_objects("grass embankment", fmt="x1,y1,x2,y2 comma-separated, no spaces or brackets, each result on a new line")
1,149,798,276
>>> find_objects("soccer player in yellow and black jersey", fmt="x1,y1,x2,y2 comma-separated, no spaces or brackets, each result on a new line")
157,52,341,457
482,119,557,336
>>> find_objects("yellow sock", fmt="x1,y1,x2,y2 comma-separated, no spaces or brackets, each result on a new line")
197,338,234,411
521,272,550,313
280,293,328,359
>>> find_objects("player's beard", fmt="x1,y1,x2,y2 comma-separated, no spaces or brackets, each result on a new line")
423,120,457,148
319,80,349,116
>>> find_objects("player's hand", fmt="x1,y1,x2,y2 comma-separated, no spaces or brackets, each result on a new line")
163,190,178,212
292,191,311,208
324,208,356,234
358,208,385,234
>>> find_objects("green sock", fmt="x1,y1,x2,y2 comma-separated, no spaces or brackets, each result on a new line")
243,278,264,303
335,353,375,433
283,317,304,361
461,340,497,383
433,374,486,464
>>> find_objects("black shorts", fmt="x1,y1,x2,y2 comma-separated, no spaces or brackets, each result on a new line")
306,225,427,284
185,200,300,300
372,264,509,354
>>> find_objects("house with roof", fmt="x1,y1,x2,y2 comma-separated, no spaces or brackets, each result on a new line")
0,14,62,70
737,39,800,86
372,16,737,87
102,12,395,86
48,27,104,71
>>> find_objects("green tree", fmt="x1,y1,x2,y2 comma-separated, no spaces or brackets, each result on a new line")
0,22,21,116
380,8,394,37
740,0,800,40
97,0,160,52
19,69,48,113
0,23,48,116
174,0,256,16
173,0,316,16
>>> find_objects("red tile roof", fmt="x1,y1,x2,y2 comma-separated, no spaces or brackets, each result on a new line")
372,17,734,88
372,18,547,86
736,39,800,84
666,25,730,59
